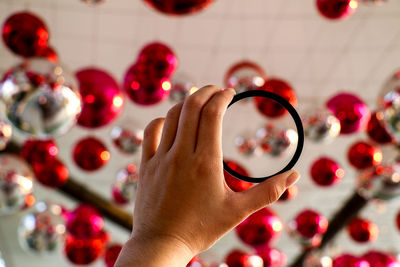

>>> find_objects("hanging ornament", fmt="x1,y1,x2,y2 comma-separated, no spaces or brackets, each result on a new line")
0,120,12,151
104,243,123,267
362,251,400,267
72,136,110,171
66,204,104,239
346,217,378,243
235,207,282,248
223,160,253,192
304,252,333,267
18,201,66,253
110,126,143,154
0,59,81,138
143,0,215,15
224,250,263,267
347,141,382,170
21,139,58,164
112,164,139,204
256,247,286,267
254,78,297,118
224,61,266,94
2,12,49,57
169,73,198,102
316,0,359,20
76,68,124,128
0,154,34,215
256,124,298,157
302,109,341,143
31,158,69,188
278,184,298,201
366,111,393,144
310,157,345,186
235,136,259,157
332,254,369,267
326,92,370,135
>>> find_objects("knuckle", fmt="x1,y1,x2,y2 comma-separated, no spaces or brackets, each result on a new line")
203,103,223,118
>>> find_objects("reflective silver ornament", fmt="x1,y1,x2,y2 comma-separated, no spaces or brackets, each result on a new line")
0,59,81,138
302,109,340,143
111,126,143,154
112,164,139,204
169,73,198,102
256,124,298,157
0,120,12,150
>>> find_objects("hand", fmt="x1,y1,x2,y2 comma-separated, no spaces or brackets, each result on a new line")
115,85,299,267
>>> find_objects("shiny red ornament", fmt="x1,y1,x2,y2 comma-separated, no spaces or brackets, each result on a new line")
362,251,400,267
32,158,69,188
254,78,297,118
310,157,344,186
347,141,382,170
235,208,282,248
293,209,328,239
2,12,49,57
73,137,110,171
326,93,370,134
21,139,58,164
224,160,253,192
64,232,108,265
257,247,287,267
333,254,370,267
39,46,58,62
278,184,298,201
76,68,124,128
144,0,215,15
366,111,393,144
316,0,359,20
347,217,378,243
66,204,104,239
224,250,257,267
104,244,123,267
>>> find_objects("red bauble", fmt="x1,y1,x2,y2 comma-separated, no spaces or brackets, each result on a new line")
224,250,254,267
104,244,123,267
144,0,215,15
32,158,69,188
254,78,297,118
278,184,298,201
347,217,378,243
73,137,110,171
39,46,58,62
224,160,253,192
21,139,58,164
326,93,370,134
347,141,382,170
257,247,287,267
66,204,104,239
362,251,400,267
2,12,49,57
316,0,358,20
235,208,282,248
64,232,108,265
293,209,328,239
366,111,393,144
76,68,124,128
333,254,370,267
310,157,344,186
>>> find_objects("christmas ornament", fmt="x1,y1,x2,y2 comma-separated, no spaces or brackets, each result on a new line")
347,141,382,170
21,139,58,164
110,126,143,154
0,154,34,215
0,59,81,138
346,217,378,243
224,250,263,267
32,158,69,188
302,109,341,143
235,208,282,248
18,201,66,253
170,73,197,102
316,0,359,20
72,136,110,171
310,157,344,186
223,160,253,192
112,164,139,204
254,78,297,118
278,184,298,201
362,251,400,267
144,0,215,15
104,244,123,267
304,252,332,267
367,111,393,144
235,136,259,157
39,46,58,62
332,254,369,267
256,247,286,267
0,120,12,150
66,204,104,239
224,61,266,94
76,68,124,128
326,92,370,134
2,12,49,57
256,124,297,157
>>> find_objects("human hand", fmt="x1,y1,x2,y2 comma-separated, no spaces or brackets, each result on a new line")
115,85,299,267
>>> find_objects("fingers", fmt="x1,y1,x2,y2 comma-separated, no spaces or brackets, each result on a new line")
141,118,165,162
196,88,235,155
173,85,222,152
158,102,184,153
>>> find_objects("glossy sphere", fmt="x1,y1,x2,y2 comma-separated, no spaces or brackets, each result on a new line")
0,59,81,138
32,158,69,188
347,217,378,243
144,0,215,15
76,68,124,128
316,0,359,20
112,164,139,204
104,244,123,267
235,208,282,248
362,251,400,267
292,209,328,239
2,12,49,57
224,250,263,267
278,184,298,201
254,79,297,118
170,73,197,102
0,120,12,150
256,247,287,267
223,160,253,192
326,93,370,134
66,204,104,239
302,109,341,143
367,111,393,144
73,137,110,171
21,139,58,164
225,61,266,94
333,254,370,267
111,126,143,154
310,157,344,186
347,141,382,170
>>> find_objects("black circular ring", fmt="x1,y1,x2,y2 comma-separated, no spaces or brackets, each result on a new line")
223,90,304,183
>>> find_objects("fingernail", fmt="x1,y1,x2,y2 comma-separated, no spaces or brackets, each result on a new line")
285,170,300,187
226,87,236,94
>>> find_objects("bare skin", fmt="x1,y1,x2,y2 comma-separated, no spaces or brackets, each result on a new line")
115,85,300,267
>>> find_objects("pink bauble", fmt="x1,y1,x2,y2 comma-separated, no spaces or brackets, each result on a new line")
72,137,110,171
362,251,400,267
310,157,344,186
137,42,177,78
66,204,104,239
224,250,262,267
316,0,358,20
333,254,370,267
256,247,287,267
21,139,58,164
144,0,215,15
292,209,328,239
